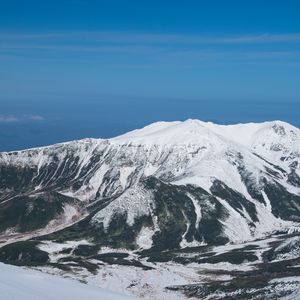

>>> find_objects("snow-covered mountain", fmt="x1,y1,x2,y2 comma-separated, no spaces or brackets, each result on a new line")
0,119,299,248
1,119,300,300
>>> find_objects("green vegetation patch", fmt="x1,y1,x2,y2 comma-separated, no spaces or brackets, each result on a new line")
0,241,49,266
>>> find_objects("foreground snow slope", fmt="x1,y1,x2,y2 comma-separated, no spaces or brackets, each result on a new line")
0,262,135,300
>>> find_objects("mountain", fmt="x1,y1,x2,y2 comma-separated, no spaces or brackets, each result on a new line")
0,119,299,246
0,119,299,299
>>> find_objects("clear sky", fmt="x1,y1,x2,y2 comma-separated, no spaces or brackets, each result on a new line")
0,0,300,150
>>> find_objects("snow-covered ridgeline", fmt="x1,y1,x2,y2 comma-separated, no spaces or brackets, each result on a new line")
1,119,299,201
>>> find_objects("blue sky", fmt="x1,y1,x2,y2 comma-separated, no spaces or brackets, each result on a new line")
0,0,300,150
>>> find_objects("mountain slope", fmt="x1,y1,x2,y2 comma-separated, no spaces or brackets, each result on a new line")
0,262,135,300
0,119,299,249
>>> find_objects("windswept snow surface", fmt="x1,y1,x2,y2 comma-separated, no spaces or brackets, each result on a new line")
0,262,135,300
282,288,300,300
112,119,300,168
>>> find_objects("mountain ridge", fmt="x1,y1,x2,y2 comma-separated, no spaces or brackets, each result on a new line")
0,119,299,247
1,119,298,151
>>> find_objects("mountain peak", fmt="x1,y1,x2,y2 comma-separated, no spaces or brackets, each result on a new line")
110,119,214,146
109,119,299,149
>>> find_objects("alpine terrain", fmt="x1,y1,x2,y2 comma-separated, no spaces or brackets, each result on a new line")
0,119,299,300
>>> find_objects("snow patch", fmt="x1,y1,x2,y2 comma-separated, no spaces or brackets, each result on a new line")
136,226,155,249
91,186,154,230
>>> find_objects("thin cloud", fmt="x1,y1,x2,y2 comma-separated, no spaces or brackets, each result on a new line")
25,115,45,121
1,41,299,59
0,115,19,122
1,31,300,64
0,114,45,122
0,44,161,54
1,31,300,44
